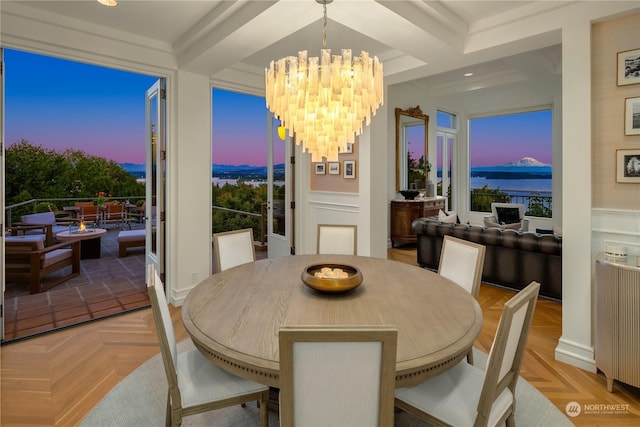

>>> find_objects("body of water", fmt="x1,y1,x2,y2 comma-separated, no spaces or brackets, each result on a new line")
468,165,552,195
212,177,284,187
470,177,552,193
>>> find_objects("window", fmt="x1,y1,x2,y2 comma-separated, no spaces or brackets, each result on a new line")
468,108,553,217
436,111,457,210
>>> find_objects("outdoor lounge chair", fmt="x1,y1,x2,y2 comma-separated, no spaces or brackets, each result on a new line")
5,237,81,294
14,211,72,245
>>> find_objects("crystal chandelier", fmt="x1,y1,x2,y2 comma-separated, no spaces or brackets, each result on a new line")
265,0,383,162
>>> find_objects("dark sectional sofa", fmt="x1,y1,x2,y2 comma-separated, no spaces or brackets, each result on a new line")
411,217,562,300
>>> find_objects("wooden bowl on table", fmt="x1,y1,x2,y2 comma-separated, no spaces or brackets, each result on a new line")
301,263,363,293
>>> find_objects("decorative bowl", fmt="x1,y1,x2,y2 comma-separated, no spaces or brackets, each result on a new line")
301,263,363,293
400,190,420,200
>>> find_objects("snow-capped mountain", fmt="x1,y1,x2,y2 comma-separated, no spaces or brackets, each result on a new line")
505,157,549,167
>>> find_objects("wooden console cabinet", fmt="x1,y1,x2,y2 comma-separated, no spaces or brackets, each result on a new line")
390,198,445,247
595,254,640,392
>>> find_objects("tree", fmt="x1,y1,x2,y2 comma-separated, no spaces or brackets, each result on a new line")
470,185,511,212
5,140,144,209
212,181,268,239
407,152,430,189
526,194,552,218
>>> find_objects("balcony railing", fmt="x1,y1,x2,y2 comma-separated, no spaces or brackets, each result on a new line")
470,189,553,218
6,197,269,247
212,203,267,246
4,197,145,226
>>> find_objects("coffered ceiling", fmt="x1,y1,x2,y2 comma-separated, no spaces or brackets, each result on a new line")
2,1,633,93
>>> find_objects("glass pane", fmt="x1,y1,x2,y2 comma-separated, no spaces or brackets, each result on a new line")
446,134,454,209
469,110,553,216
272,119,286,237
149,93,158,257
436,133,443,197
211,89,268,241
406,124,426,189
437,110,455,129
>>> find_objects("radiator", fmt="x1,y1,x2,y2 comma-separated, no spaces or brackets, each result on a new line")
595,255,640,392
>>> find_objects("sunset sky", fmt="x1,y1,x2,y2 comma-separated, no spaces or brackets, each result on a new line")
4,48,552,168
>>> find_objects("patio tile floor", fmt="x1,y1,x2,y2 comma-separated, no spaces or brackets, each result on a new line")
3,222,268,343
3,223,148,343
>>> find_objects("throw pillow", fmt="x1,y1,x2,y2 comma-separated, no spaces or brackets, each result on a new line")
495,207,521,225
438,209,459,224
483,217,501,229
501,221,521,230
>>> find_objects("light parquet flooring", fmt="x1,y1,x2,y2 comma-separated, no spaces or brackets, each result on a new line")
1,246,639,426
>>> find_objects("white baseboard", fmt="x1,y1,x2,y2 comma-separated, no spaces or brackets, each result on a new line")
555,337,597,373
168,288,190,306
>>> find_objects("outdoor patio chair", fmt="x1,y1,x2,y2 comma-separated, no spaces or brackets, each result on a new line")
75,203,102,227
47,204,76,224
102,202,129,229
5,237,81,294
14,211,71,245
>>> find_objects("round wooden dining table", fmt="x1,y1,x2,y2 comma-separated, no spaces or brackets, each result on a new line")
182,254,483,388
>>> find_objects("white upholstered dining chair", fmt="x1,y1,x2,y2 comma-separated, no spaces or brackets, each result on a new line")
317,224,357,255
439,235,486,299
212,228,256,272
279,325,397,427
147,264,269,427
395,281,540,427
439,235,486,364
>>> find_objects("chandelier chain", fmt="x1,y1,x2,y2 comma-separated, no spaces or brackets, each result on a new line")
322,1,327,49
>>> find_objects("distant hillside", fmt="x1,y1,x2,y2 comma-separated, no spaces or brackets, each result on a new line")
470,157,551,180
119,162,146,172
119,163,284,180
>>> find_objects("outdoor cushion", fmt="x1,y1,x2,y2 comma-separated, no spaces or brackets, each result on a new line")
118,229,145,242
6,239,45,252
21,212,57,225
5,235,46,244
43,249,74,268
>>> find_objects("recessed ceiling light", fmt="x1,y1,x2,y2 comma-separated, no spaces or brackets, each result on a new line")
464,72,474,77
97,0,118,6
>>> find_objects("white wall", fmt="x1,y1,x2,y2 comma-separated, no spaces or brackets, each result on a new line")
168,71,212,303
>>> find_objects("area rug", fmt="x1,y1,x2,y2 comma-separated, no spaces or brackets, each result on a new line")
81,340,573,426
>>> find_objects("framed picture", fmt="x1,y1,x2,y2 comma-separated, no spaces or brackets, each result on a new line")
328,162,340,175
315,163,325,175
616,149,640,183
343,160,356,179
625,96,640,135
339,142,353,154
617,49,640,86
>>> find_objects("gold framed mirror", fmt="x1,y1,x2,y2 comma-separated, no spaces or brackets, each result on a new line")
395,106,429,192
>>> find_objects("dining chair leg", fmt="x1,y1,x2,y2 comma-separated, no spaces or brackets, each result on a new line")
165,393,171,427
259,390,269,427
